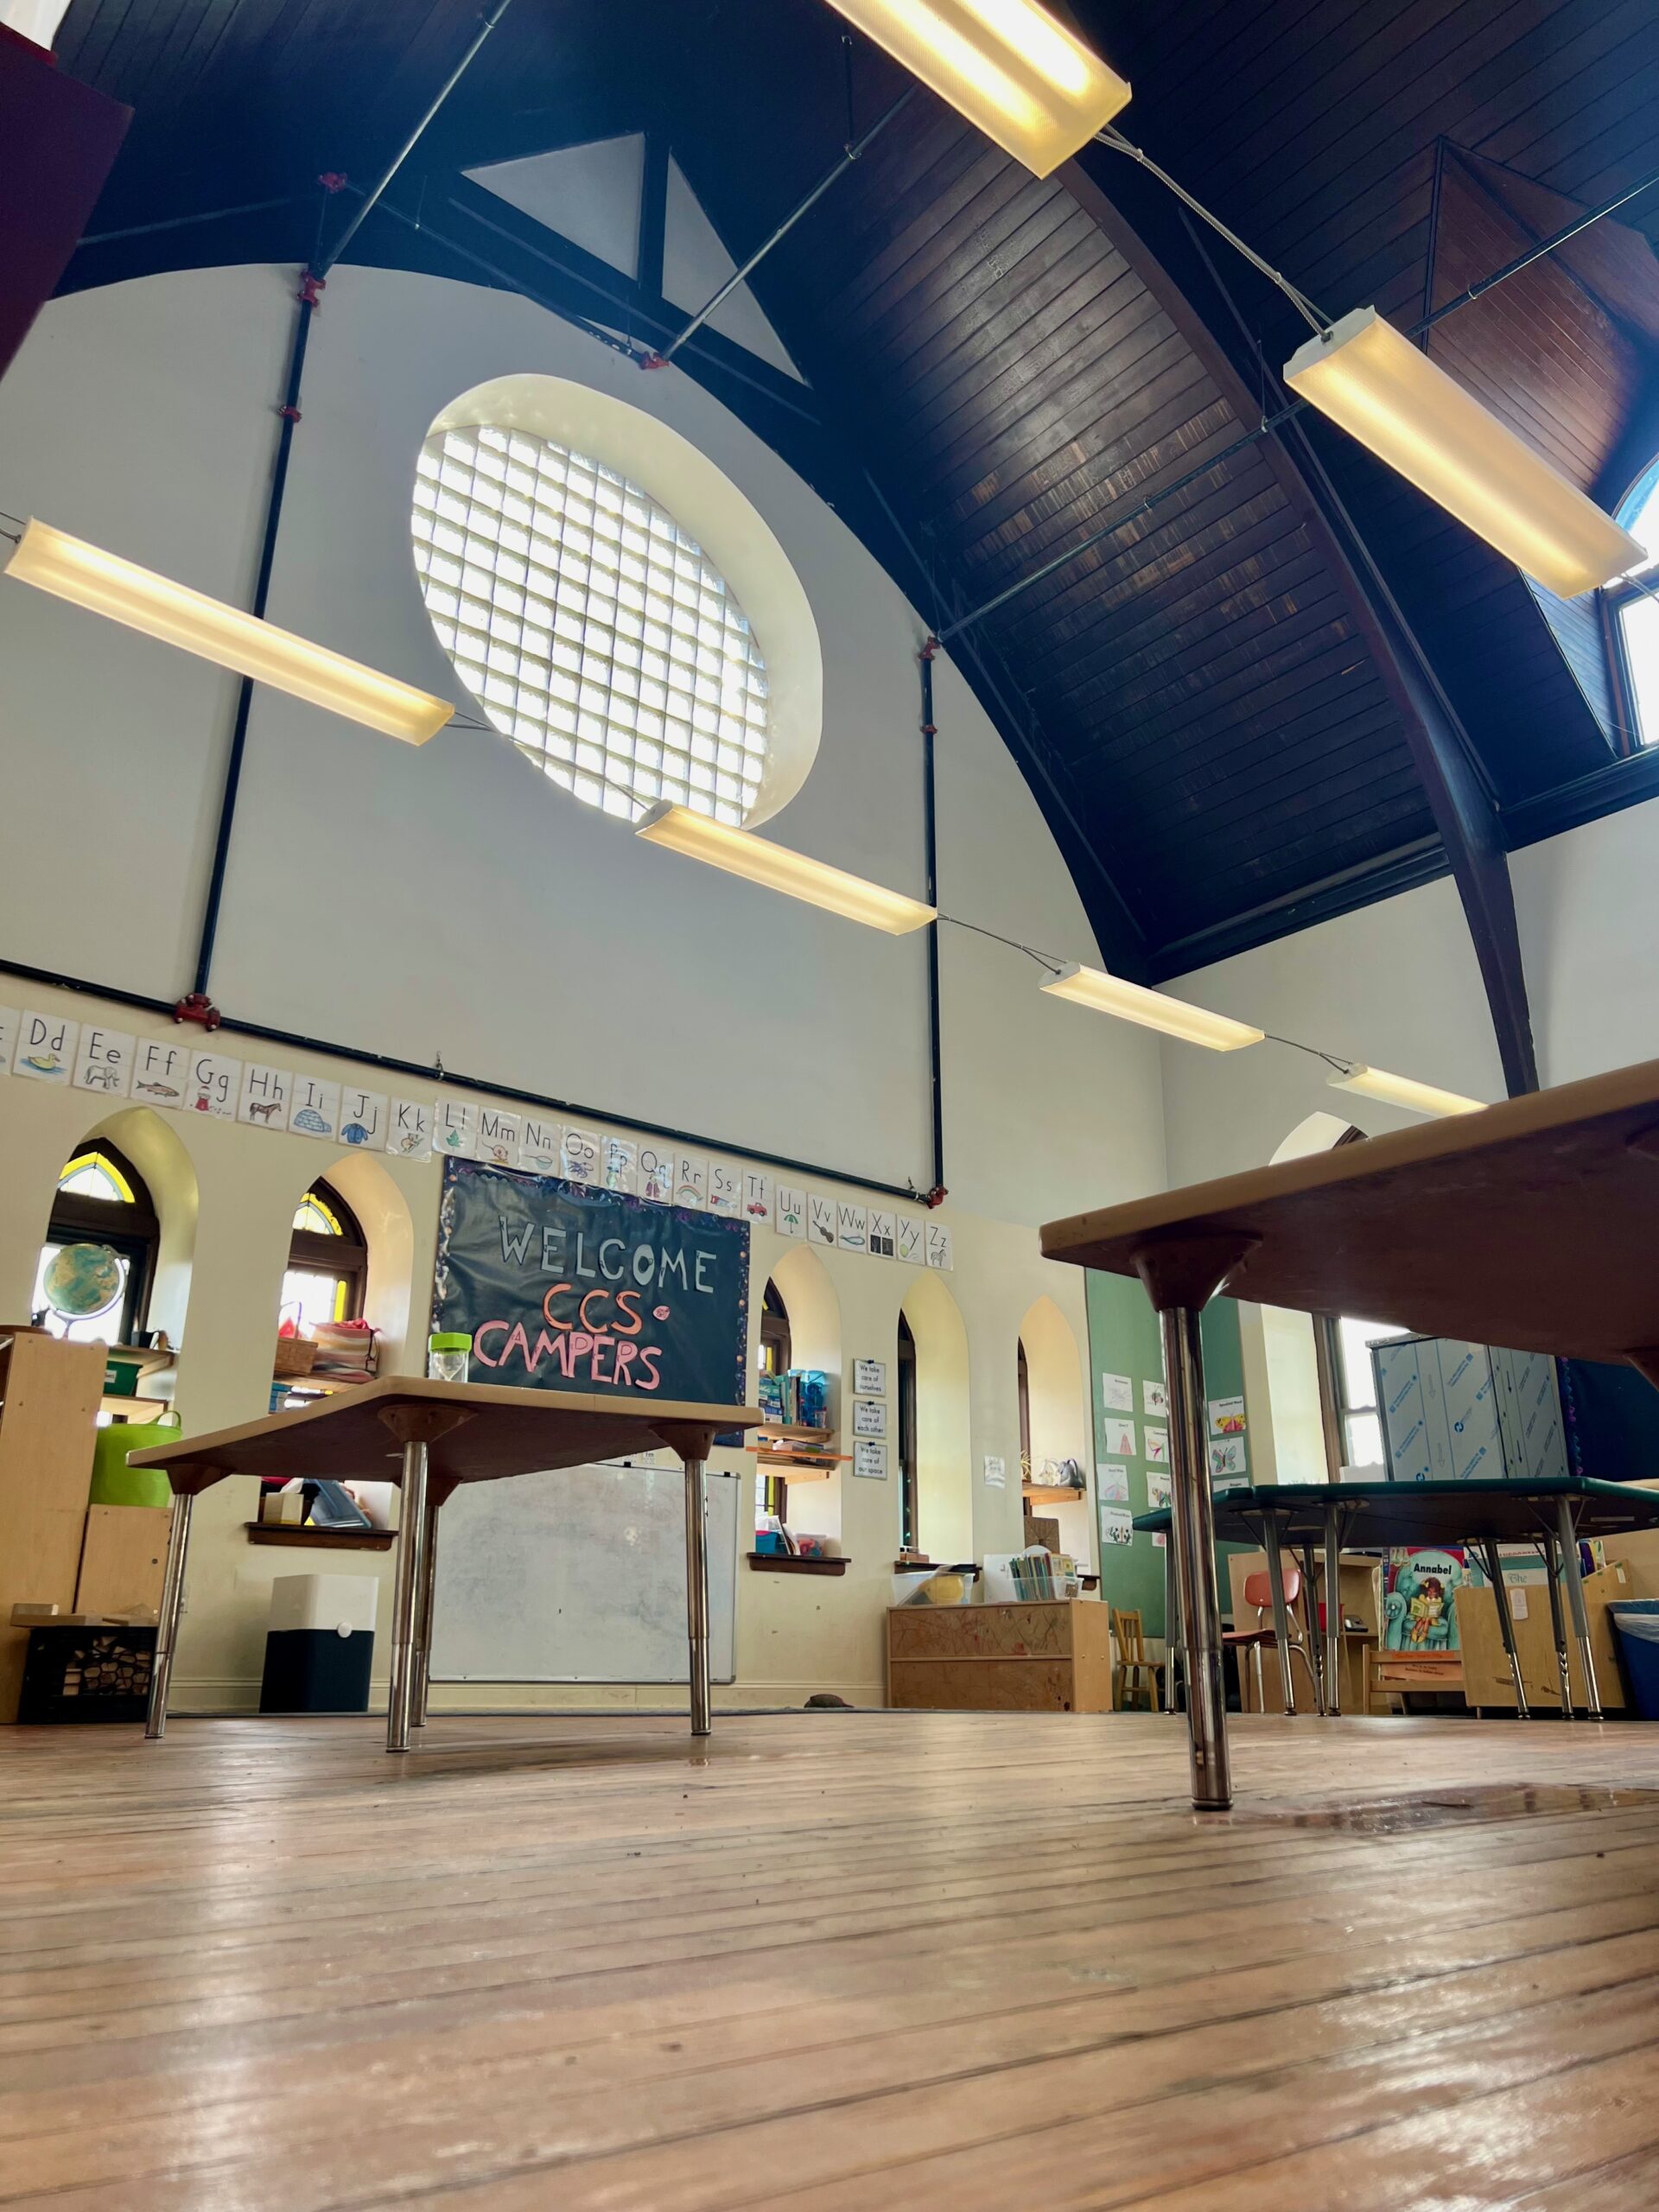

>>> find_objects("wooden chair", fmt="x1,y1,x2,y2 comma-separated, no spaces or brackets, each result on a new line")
1223,1567,1322,1713
1113,1608,1162,1712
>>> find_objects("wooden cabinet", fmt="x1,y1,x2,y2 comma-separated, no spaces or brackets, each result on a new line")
1454,1566,1630,1713
887,1599,1114,1713
0,1332,104,1720
75,1503,169,1618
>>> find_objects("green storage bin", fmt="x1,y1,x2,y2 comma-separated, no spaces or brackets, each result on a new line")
90,1414,181,1510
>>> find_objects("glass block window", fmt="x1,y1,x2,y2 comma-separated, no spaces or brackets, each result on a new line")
411,424,770,823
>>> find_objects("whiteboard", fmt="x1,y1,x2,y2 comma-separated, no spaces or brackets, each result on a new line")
429,1464,740,1684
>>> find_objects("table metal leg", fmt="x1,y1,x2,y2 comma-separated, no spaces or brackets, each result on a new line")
683,1455,712,1738
386,1440,429,1754
1556,1500,1603,1720
1297,1543,1327,1715
1541,1531,1574,1718
1480,1537,1529,1718
1161,1535,1181,1713
1324,1504,1344,1716
1261,1515,1297,1714
411,1488,441,1728
143,1490,193,1740
1161,1306,1231,1810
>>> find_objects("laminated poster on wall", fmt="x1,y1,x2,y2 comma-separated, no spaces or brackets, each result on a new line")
925,1222,953,1271
1209,1395,1246,1436
340,1088,387,1149
709,1161,741,1217
852,1397,886,1438
563,1127,601,1185
809,1194,836,1246
289,1076,340,1141
1101,1372,1134,1414
474,1106,521,1167
982,1455,1006,1489
238,1063,291,1128
854,1438,887,1480
896,1214,924,1263
1146,1468,1173,1511
1096,1461,1130,1503
775,1184,806,1238
432,1156,751,1403
605,1136,639,1194
639,1145,675,1205
0,1007,16,1077
1144,1426,1169,1465
1143,1378,1169,1420
14,1010,76,1084
837,1203,868,1253
434,1096,476,1157
186,1052,239,1120
1209,1437,1246,1480
72,1024,134,1097
1099,1504,1135,1547
385,1097,432,1160
868,1209,896,1258
132,1038,188,1109
675,1153,707,1209
854,1357,887,1397
1105,1418,1136,1458
743,1170,771,1224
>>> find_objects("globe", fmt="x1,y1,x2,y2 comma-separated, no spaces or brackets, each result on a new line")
43,1242,124,1320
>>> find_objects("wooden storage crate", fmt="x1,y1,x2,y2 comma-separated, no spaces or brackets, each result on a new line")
887,1599,1114,1713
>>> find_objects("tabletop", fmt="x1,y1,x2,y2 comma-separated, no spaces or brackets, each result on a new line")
128,1376,764,1496
1041,1056,1659,1374
1132,1476,1659,1548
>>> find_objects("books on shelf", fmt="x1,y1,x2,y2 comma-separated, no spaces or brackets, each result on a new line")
758,1367,829,1430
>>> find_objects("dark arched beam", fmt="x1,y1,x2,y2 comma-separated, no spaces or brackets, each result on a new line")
1063,152,1538,1097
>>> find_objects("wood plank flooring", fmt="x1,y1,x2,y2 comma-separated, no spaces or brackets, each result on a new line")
4,1712,1659,2208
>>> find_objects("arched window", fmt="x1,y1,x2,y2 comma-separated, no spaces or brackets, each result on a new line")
412,423,771,823
1311,1128,1406,1472
282,1180,368,1333
1609,461,1659,746
897,1312,918,1554
33,1140,159,1345
755,1281,793,1523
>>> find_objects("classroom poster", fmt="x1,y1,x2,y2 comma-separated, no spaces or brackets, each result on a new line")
433,1158,750,1404
1096,1462,1130,1503
896,1215,924,1262
289,1076,340,1141
1101,1372,1134,1413
854,1358,887,1396
185,1052,239,1120
1106,1419,1136,1458
743,1171,772,1224
73,1025,134,1096
385,1098,432,1160
0,1008,16,1077
603,1136,639,1192
474,1106,521,1167
434,1096,474,1156
868,1209,896,1257
675,1154,707,1208
709,1161,741,1217
925,1223,953,1270
809,1195,836,1246
340,1088,387,1148
563,1127,601,1184
639,1145,675,1204
775,1185,806,1238
837,1203,868,1253
854,1439,887,1479
1098,1505,1135,1546
132,1038,188,1108
15,1011,76,1084
852,1398,887,1438
238,1061,289,1128
1144,1426,1169,1464
1209,1395,1246,1435
1146,1469,1173,1511
1143,1379,1169,1419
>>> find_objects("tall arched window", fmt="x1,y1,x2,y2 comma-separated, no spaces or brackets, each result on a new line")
1609,461,1659,746
33,1141,159,1345
756,1280,793,1523
283,1181,368,1333
1311,1128,1406,1472
897,1312,918,1554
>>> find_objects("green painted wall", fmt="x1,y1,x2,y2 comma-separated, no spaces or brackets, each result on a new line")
1084,1271,1253,1637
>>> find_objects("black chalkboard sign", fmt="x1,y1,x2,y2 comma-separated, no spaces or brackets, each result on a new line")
432,1160,750,1407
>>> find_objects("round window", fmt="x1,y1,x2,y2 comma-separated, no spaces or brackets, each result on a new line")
412,423,771,824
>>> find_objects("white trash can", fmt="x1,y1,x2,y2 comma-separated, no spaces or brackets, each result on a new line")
259,1572,378,1713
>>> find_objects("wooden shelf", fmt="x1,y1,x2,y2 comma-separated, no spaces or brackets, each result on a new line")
746,1552,848,1576
755,1453,848,1475
1023,1485,1087,1504
245,1523,394,1551
101,1394,170,1420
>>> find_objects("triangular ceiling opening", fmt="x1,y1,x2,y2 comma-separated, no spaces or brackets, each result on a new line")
663,156,804,383
466,133,645,281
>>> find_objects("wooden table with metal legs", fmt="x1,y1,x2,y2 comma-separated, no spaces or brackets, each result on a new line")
132,1377,760,1753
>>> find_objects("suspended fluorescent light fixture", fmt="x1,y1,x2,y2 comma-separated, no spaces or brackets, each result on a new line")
823,0,1130,178
1039,962,1264,1051
1283,309,1644,598
636,802,936,933
3,518,454,743
1328,1063,1486,1119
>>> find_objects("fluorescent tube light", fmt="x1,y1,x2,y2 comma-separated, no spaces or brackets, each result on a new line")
636,802,936,933
1283,308,1644,598
3,518,454,743
1039,963,1264,1051
1328,1064,1486,1119
824,0,1130,177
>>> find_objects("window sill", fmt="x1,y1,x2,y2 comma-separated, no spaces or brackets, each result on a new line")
746,1553,848,1576
245,1523,395,1551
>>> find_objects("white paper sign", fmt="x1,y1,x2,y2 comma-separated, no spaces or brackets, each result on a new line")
982,1454,1006,1489
854,1438,888,1480
563,1127,602,1184
639,1145,675,1204
475,1105,521,1167
774,1184,806,1239
385,1097,432,1160
742,1170,771,1224
238,1063,291,1128
836,1203,868,1253
604,1136,639,1193
675,1153,707,1208
1210,1395,1247,1436
1143,1379,1169,1419
925,1222,953,1271
868,1209,896,1258
132,1037,189,1109
852,1398,887,1438
1101,1372,1134,1414
1097,1461,1130,1503
1099,1505,1135,1546
434,1096,475,1157
808,1195,836,1246
854,1357,887,1397
340,1087,386,1149
1106,1419,1136,1458
0,1007,18,1077
709,1161,741,1217
1209,1437,1246,1479
896,1214,924,1263
1145,1426,1169,1465
72,1025,134,1097
15,1009,77,1084
288,1076,340,1141
186,1050,239,1120
1147,1469,1173,1511
517,1113,561,1173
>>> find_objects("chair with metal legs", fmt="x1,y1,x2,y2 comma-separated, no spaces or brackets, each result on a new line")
1224,1567,1323,1713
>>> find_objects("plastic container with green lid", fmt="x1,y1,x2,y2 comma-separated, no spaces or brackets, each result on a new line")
428,1332,472,1384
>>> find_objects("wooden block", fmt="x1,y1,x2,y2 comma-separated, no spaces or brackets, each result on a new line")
75,1505,169,1618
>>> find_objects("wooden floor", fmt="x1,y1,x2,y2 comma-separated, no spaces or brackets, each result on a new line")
5,1713,1659,2209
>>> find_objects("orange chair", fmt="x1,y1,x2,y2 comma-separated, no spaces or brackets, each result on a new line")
1223,1567,1321,1713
